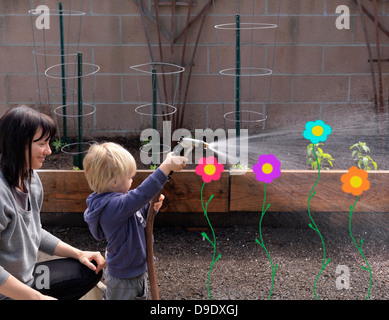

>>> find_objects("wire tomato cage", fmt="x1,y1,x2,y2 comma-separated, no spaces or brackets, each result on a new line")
131,62,185,165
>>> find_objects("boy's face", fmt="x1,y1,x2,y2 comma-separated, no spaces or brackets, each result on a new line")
111,172,134,194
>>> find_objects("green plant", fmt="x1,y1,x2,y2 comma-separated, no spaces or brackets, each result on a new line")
140,138,152,147
307,143,334,170
51,138,67,153
231,163,248,170
350,141,377,170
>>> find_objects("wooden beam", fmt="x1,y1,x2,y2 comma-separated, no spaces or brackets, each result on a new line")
230,170,389,213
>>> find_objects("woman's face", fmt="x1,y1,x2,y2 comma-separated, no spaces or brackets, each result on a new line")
26,128,52,170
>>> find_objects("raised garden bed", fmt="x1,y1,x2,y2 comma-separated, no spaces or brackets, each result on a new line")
37,169,389,215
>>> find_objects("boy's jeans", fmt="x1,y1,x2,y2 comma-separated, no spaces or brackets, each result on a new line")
104,270,148,300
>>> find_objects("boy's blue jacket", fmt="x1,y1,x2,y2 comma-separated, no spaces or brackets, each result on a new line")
83,168,168,279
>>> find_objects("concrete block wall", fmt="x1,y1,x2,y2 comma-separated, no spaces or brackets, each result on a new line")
1,0,389,138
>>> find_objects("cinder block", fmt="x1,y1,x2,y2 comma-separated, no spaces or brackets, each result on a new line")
209,0,266,16
0,0,34,14
265,103,321,130
94,46,150,74
80,16,121,44
353,15,389,45
91,0,137,14
349,75,376,103
0,46,35,74
268,0,325,15
95,103,145,132
272,46,323,74
0,75,6,103
186,74,231,103
7,74,38,103
296,16,353,44
93,75,122,102
293,75,349,102
323,46,370,74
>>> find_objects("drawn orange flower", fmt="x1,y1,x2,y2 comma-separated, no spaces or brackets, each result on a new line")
341,166,370,196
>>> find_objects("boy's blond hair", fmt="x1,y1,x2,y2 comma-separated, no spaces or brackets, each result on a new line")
83,142,136,193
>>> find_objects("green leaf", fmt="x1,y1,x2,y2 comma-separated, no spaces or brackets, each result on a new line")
362,145,369,153
201,232,211,244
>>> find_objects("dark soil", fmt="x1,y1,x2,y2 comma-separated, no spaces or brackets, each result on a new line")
44,218,388,300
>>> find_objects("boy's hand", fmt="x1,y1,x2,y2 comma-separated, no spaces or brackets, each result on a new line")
159,152,188,176
154,194,165,211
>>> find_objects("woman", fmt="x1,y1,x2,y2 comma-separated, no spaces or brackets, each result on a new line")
0,105,106,300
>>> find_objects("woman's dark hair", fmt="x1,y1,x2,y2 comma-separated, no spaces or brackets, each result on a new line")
0,105,56,188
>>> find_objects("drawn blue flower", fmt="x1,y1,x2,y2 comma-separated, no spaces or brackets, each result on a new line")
303,120,332,144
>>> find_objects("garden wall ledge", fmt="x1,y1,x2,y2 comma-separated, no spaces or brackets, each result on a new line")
37,170,389,214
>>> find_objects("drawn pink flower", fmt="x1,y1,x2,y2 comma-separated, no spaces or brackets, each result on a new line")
195,156,224,183
252,154,281,184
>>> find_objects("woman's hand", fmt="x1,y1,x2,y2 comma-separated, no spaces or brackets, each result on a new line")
78,251,107,274
54,241,106,274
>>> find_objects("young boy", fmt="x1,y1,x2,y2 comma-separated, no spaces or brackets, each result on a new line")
83,142,187,300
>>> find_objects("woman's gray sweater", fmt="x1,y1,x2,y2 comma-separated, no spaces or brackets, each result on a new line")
0,170,60,295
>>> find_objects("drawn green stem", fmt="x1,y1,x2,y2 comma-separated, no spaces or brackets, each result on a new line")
255,182,278,300
308,144,330,300
349,196,372,300
200,182,221,300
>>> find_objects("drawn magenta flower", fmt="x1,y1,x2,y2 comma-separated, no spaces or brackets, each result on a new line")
252,154,281,184
303,120,332,144
195,156,224,183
